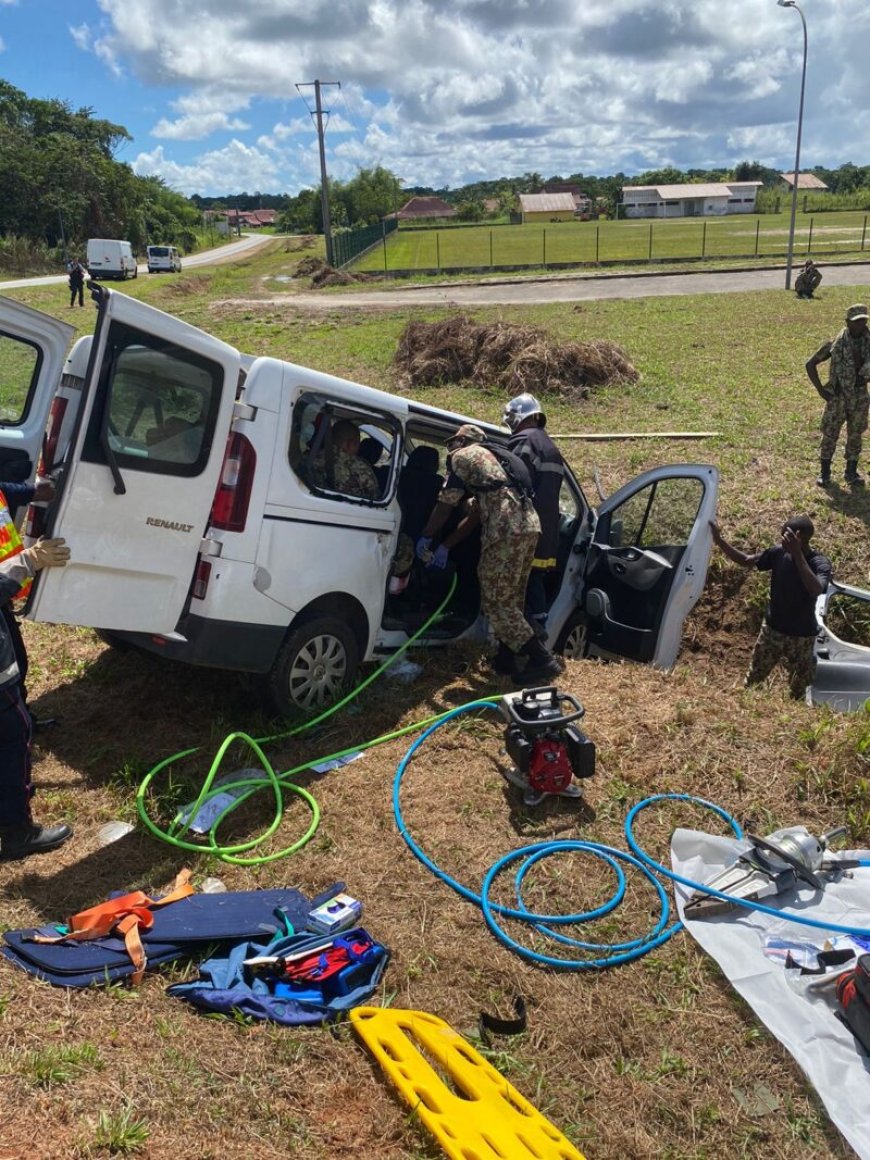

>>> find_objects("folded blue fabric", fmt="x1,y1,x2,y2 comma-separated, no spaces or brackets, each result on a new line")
168,927,389,1026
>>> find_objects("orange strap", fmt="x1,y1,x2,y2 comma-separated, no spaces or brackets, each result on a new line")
32,869,194,984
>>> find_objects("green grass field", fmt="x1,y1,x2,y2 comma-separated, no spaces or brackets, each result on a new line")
353,209,870,273
4,241,870,1159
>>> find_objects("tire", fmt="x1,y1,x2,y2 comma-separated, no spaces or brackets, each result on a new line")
265,616,360,718
555,610,588,660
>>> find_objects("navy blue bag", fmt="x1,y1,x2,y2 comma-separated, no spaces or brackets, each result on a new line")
1,885,343,988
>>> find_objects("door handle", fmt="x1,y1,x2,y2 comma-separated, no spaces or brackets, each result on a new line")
613,562,626,575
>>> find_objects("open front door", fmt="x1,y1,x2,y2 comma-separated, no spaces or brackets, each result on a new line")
28,289,240,634
0,298,74,482
582,465,718,668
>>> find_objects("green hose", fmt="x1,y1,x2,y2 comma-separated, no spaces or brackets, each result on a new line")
135,573,494,866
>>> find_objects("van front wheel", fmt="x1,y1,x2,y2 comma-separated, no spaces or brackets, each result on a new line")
265,616,360,719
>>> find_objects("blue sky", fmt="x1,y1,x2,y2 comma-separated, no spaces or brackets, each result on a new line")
2,0,869,198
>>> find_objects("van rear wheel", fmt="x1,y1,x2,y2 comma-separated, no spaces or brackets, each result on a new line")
555,610,588,660
265,616,360,719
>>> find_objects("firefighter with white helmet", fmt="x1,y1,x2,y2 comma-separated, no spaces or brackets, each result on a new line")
502,393,566,641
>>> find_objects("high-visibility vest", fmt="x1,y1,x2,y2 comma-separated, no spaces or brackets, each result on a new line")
0,490,31,600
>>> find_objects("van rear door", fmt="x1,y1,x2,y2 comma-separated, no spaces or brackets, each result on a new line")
0,298,74,481
28,287,240,634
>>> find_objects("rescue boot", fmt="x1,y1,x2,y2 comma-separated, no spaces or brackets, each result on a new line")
489,640,519,678
0,822,73,862
816,458,832,487
845,459,865,486
514,636,562,686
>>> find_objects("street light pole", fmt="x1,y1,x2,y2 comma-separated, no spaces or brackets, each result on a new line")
778,0,808,291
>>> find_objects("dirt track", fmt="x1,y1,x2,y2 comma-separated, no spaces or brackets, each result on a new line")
265,260,870,310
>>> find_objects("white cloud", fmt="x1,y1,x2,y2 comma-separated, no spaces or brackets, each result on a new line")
152,112,251,140
68,23,92,51
132,139,283,195
86,0,870,193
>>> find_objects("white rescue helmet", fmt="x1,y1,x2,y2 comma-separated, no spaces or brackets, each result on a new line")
503,393,546,432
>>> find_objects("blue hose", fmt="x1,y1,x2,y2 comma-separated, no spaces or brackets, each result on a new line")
626,793,870,940
393,703,741,969
394,713,870,968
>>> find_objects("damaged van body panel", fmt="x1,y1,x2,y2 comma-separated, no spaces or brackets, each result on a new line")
811,582,870,711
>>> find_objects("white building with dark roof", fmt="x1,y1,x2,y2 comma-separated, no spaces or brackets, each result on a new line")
621,182,763,218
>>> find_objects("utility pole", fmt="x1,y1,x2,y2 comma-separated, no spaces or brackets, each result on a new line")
297,79,339,266
57,210,69,267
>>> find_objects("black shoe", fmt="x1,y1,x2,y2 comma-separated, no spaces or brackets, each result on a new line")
489,641,519,677
513,636,563,686
30,715,57,734
845,459,865,485
0,822,73,861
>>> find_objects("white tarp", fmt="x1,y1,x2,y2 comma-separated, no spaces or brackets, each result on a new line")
671,828,870,1159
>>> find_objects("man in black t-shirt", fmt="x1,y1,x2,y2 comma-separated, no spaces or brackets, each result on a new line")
710,515,832,699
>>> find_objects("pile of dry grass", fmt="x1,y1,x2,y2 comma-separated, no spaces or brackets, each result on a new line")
295,256,374,287
393,314,639,401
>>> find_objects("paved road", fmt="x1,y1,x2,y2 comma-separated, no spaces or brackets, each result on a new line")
0,233,274,291
270,261,870,310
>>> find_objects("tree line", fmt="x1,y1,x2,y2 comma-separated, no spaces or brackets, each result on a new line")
4,71,870,260
0,80,202,260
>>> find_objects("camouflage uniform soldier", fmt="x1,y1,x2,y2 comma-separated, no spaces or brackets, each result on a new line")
806,303,870,486
309,419,379,500
417,424,561,683
710,516,831,700
794,259,822,299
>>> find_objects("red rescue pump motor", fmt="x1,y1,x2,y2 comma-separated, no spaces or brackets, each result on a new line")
499,686,595,804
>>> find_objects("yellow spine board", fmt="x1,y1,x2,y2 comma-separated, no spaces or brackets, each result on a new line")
350,1006,586,1160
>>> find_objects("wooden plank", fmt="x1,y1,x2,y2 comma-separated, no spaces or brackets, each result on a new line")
551,431,719,441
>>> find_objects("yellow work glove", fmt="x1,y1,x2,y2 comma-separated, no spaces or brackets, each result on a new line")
23,537,70,571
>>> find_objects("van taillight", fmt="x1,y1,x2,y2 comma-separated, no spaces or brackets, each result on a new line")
210,433,256,532
39,396,68,475
192,558,212,600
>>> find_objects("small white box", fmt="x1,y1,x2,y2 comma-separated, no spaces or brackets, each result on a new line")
306,893,362,935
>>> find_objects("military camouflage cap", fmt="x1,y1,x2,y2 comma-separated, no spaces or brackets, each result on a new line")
846,303,869,322
447,423,486,445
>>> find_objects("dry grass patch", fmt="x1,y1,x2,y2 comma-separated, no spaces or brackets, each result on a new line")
393,314,639,401
0,608,862,1159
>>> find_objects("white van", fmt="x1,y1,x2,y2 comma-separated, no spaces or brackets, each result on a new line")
86,239,138,281
147,246,182,274
0,288,718,717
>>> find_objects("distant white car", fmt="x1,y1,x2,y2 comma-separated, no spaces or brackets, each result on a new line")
147,245,182,274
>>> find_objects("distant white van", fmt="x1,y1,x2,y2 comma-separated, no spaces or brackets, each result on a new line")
147,245,182,274
86,239,138,281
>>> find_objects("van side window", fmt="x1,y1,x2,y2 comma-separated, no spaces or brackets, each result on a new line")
81,322,223,478
0,330,40,424
289,392,399,505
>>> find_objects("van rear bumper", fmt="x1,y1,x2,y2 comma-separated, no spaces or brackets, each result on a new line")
103,613,285,673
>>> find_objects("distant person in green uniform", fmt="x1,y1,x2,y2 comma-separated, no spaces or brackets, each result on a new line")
806,303,870,486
